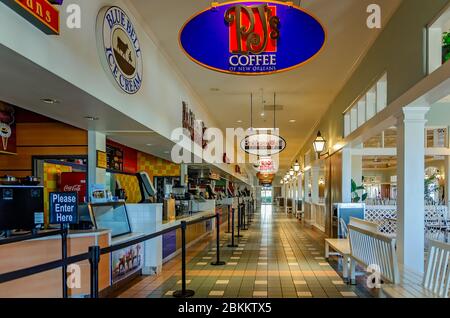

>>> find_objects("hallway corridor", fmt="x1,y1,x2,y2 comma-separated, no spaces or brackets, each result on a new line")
116,206,374,299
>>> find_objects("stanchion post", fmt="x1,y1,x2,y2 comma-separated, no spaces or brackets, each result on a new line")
211,214,226,266
236,204,243,238
242,202,248,231
61,225,68,299
89,245,100,299
225,205,231,234
228,208,238,247
173,221,195,298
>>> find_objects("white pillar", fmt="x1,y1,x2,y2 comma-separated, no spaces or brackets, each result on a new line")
304,171,310,202
445,125,450,206
298,173,303,211
445,156,450,206
352,144,363,186
88,131,106,194
342,147,352,203
311,164,320,203
396,106,429,274
180,164,188,186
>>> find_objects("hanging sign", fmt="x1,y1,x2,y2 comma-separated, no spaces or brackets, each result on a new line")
256,156,277,173
0,0,60,34
0,103,16,154
97,6,143,94
179,1,326,75
241,133,286,156
49,192,78,224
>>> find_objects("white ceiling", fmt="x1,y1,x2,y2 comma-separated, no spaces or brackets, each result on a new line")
129,0,402,174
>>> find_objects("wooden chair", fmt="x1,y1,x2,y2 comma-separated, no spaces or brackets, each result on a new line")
325,218,379,282
348,223,400,284
423,240,450,297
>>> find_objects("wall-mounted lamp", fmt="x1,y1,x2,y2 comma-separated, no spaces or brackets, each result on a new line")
293,160,300,172
313,131,329,158
289,168,295,176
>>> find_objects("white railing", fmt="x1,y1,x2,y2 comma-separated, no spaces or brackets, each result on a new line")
304,202,326,232
365,205,449,235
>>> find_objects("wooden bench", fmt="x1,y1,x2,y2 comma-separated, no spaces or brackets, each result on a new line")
348,224,450,298
325,239,352,281
325,218,379,282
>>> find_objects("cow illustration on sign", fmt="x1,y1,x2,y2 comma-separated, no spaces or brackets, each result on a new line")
113,29,136,77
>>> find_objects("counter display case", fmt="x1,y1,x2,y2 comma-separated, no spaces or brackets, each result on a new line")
88,202,132,238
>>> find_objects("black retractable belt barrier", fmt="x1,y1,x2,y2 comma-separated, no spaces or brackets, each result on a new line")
241,202,249,231
225,205,231,234
61,225,68,299
89,245,100,299
228,208,238,247
236,204,243,238
211,213,226,266
173,221,195,298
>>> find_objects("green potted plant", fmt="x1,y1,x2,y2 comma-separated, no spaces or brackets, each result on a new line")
351,179,368,203
442,32,450,64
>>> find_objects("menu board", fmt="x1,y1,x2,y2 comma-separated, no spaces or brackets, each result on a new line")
106,144,123,171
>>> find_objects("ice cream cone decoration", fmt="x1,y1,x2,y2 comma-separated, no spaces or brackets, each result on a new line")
0,123,12,151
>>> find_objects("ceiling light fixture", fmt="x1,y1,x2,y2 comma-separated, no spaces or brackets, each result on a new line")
289,119,296,123
84,116,100,121
41,98,60,104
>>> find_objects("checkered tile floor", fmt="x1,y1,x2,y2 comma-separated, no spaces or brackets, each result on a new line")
116,205,375,298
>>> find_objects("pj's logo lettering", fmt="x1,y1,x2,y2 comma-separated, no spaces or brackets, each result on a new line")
225,4,280,73
97,6,143,95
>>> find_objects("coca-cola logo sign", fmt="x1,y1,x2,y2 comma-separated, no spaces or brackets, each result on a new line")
63,185,82,192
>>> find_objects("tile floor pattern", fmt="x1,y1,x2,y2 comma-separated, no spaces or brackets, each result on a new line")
116,205,375,298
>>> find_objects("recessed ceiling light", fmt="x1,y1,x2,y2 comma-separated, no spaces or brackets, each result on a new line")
84,116,100,121
164,151,170,154
289,120,296,123
146,144,153,147
237,120,243,123
41,98,60,104
261,113,265,117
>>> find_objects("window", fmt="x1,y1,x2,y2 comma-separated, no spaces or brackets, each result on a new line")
427,4,450,73
343,73,387,137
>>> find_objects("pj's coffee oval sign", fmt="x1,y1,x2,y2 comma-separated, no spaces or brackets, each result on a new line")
179,1,326,75
97,6,143,94
241,133,286,156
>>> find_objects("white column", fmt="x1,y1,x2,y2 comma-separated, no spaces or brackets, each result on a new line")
445,156,450,206
88,131,106,193
445,125,450,206
284,183,288,214
180,164,188,186
311,164,320,204
304,171,310,202
352,144,363,186
342,147,352,203
298,173,303,211
396,106,430,274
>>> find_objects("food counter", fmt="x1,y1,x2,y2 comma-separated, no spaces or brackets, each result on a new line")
0,198,227,298
0,229,111,298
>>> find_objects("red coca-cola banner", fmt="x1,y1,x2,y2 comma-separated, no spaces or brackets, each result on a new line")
60,172,87,204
